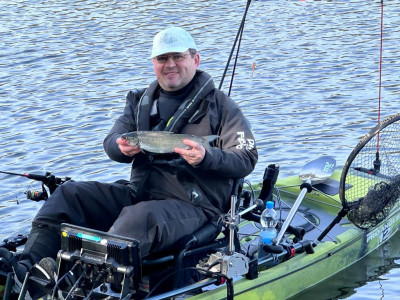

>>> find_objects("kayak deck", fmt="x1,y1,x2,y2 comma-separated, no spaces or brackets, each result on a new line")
189,169,400,299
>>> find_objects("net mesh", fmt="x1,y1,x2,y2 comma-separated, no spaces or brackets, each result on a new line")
343,115,400,229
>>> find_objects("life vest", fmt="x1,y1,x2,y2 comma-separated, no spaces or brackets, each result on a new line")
135,70,214,133
127,71,218,208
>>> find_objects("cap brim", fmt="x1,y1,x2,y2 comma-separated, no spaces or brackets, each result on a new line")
150,46,191,59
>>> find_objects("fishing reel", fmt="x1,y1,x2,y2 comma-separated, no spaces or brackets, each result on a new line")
25,189,48,202
1,170,73,201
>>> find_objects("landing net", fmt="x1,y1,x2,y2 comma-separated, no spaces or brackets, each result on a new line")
340,113,400,229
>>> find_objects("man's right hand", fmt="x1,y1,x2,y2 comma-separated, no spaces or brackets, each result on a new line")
116,137,141,157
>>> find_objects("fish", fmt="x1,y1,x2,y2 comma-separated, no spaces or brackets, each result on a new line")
120,131,219,154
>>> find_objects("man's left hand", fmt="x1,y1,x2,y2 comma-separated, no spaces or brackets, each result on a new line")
174,139,205,166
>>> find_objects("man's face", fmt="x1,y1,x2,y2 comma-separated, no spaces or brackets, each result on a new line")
152,50,200,92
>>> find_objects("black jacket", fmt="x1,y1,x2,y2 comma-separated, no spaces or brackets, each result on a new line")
104,70,258,217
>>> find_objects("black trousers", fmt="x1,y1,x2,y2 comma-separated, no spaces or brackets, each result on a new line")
19,181,208,268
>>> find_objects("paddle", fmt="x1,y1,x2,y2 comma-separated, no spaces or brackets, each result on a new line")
274,156,336,245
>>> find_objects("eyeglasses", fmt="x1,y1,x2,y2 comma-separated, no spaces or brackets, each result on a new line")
154,53,189,64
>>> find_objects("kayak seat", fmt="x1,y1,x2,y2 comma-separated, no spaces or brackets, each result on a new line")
142,217,224,265
141,178,244,296
140,216,229,296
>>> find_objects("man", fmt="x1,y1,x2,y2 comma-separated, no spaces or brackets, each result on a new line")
0,26,257,296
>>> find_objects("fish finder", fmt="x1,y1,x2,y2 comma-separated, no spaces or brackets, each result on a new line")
57,223,141,299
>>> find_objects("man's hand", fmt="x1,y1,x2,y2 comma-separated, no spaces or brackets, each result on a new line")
174,139,205,166
116,137,141,157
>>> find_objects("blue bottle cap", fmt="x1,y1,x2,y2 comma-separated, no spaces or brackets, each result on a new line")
266,201,274,209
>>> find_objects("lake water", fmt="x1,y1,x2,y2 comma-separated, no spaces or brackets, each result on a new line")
1,0,400,298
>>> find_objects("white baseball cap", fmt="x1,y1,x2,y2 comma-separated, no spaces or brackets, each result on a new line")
150,26,197,58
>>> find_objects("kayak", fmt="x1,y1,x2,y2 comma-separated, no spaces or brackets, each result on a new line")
1,163,399,300
2,114,400,300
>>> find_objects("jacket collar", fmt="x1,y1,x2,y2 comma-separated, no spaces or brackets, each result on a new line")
137,70,215,133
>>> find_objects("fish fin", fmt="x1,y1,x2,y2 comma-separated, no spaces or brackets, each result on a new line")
203,135,219,143
201,135,219,152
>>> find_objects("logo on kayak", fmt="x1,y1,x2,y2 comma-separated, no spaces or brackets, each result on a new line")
367,213,400,244
323,161,335,173
380,223,391,243
236,132,255,151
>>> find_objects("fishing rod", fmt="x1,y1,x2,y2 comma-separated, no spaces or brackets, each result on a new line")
0,170,71,249
1,170,54,182
0,170,71,200
219,0,252,96
348,0,384,177
372,0,384,174
377,0,384,127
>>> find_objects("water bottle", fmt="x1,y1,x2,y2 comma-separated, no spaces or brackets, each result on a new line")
259,201,278,246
